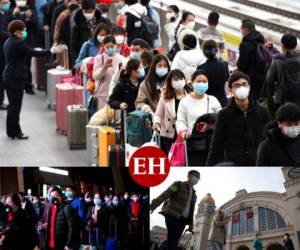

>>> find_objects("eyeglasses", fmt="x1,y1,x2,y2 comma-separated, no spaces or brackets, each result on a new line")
232,82,249,89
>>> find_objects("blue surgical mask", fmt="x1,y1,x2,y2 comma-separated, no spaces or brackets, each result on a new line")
191,176,199,185
21,30,27,41
104,197,110,203
2,2,10,12
138,67,145,79
155,67,168,78
65,191,73,199
106,47,116,57
131,51,141,60
112,200,119,206
94,198,102,206
193,82,208,95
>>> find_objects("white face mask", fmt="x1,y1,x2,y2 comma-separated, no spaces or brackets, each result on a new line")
97,35,105,43
115,35,125,45
166,12,175,20
282,126,300,139
83,12,94,20
186,21,195,30
172,79,185,91
16,0,26,7
234,86,250,100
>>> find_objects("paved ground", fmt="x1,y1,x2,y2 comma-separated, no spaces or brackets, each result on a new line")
0,90,87,166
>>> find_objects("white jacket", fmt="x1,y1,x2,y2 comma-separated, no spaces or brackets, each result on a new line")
164,18,180,50
171,49,206,82
176,24,200,51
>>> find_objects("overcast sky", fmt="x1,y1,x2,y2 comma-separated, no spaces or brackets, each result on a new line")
150,167,285,229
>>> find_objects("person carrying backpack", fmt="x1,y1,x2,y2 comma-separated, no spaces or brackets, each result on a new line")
237,19,266,102
265,33,300,114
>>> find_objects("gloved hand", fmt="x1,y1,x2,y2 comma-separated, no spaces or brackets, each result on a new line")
141,104,152,113
50,44,67,54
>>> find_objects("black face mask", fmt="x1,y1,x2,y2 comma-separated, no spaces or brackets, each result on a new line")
51,197,59,205
5,205,12,214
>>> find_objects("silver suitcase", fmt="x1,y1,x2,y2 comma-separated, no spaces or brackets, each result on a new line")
86,125,101,166
46,67,72,110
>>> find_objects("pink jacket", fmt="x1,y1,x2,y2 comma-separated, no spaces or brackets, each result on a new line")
153,96,177,139
93,53,125,110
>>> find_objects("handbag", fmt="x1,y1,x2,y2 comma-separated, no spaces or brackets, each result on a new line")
178,229,193,249
168,134,188,167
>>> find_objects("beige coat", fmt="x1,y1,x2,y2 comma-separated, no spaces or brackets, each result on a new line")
208,213,227,245
135,80,160,113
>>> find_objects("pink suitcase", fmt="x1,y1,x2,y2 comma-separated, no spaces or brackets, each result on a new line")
75,85,84,105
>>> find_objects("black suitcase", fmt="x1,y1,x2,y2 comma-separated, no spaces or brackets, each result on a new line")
109,144,125,167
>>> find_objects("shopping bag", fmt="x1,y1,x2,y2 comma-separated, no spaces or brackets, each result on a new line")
168,135,187,166
178,229,193,249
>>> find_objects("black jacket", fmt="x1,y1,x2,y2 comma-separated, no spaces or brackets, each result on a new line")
0,30,9,75
85,206,109,236
206,98,270,166
284,239,295,250
108,75,142,113
46,203,79,250
2,35,50,85
70,9,111,63
256,122,300,166
197,58,229,107
51,2,66,33
237,31,265,99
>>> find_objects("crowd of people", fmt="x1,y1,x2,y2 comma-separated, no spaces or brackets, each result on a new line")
0,186,148,249
0,0,299,166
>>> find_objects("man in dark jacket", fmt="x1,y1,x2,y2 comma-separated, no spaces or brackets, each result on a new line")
206,71,270,166
46,186,79,250
150,170,200,250
256,103,300,166
283,233,295,250
237,19,265,102
265,33,300,114
70,0,111,64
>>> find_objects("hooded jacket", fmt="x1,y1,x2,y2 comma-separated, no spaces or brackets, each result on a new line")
256,122,300,166
206,97,270,166
70,8,111,63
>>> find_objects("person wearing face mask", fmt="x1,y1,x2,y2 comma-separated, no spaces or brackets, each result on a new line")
3,20,52,140
108,59,144,113
85,192,109,247
208,207,231,250
0,194,37,250
32,196,44,222
175,11,200,51
70,0,112,64
257,103,300,166
93,35,125,110
150,170,200,250
164,5,180,50
74,23,110,71
176,70,222,165
111,25,131,57
153,69,190,154
136,54,170,114
46,186,80,250
206,71,270,166
197,39,229,107
171,34,206,83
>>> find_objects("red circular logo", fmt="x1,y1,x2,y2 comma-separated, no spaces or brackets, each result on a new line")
129,146,170,187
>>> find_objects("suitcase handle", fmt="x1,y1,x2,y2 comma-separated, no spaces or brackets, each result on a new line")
93,144,98,157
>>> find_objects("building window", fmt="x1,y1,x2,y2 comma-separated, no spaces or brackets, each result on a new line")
258,207,286,231
231,207,254,236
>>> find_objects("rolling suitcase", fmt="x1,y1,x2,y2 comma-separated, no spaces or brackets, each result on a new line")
67,105,88,149
105,219,117,250
86,125,101,166
98,126,116,167
31,55,49,90
56,48,69,69
47,67,72,109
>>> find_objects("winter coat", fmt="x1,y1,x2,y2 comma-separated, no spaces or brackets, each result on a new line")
237,30,265,100
46,203,79,250
284,238,295,250
164,17,180,50
70,8,111,63
125,3,152,47
150,181,197,228
171,49,206,82
176,24,200,51
3,35,50,86
0,29,9,75
93,52,125,110
197,58,229,107
256,123,300,166
108,75,142,113
69,198,86,223
74,39,99,70
208,213,227,245
206,97,270,166
50,2,66,34
85,206,109,236
53,8,70,43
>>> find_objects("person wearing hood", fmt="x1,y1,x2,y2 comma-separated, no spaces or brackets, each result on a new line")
164,5,180,50
153,69,190,154
256,102,300,166
136,54,170,114
206,71,270,166
70,0,112,64
197,39,229,107
171,34,206,83
175,11,200,51
150,170,200,250
283,233,295,250
237,19,266,101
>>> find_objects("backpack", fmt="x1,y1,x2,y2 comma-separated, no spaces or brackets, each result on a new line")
139,8,159,41
277,55,300,103
126,110,153,147
167,26,185,61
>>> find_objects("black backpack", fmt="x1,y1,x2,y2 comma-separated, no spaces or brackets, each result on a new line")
277,55,300,103
167,26,184,61
139,8,159,41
